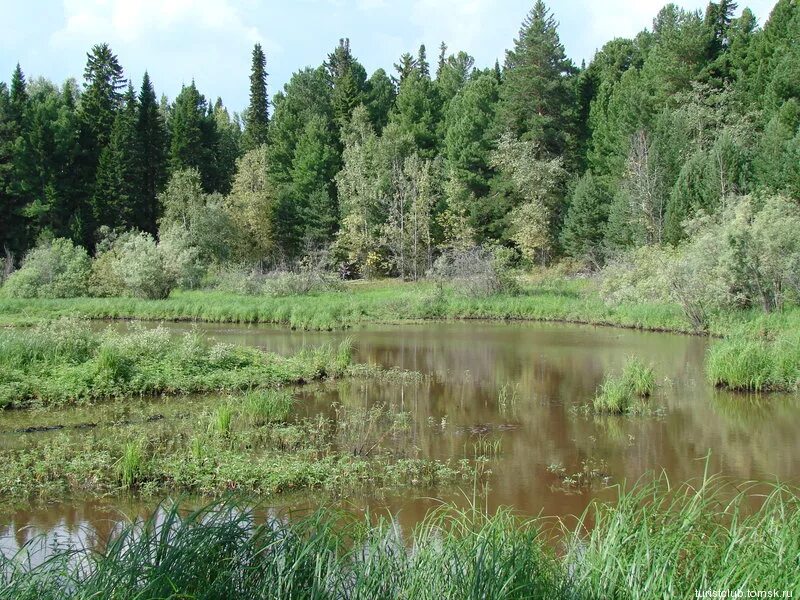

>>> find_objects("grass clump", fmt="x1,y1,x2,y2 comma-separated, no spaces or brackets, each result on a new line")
706,328,800,392
239,390,294,425
592,356,655,415
0,319,355,408
2,476,799,599
116,441,144,489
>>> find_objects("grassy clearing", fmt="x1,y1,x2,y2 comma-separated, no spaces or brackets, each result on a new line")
0,394,477,501
2,475,798,599
0,319,355,408
707,327,800,392
0,278,780,335
591,357,656,415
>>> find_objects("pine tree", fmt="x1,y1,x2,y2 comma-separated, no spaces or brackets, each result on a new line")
137,72,168,234
393,53,417,86
437,42,447,78
499,0,577,161
242,43,269,151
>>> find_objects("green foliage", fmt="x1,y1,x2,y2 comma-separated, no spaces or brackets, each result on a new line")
602,195,800,329
2,238,90,298
91,229,200,299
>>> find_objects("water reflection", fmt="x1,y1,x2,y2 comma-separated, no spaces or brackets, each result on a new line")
2,321,799,554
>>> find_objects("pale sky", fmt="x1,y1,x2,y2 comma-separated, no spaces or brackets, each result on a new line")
0,0,779,113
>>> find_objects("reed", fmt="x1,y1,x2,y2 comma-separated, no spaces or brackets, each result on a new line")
2,475,798,599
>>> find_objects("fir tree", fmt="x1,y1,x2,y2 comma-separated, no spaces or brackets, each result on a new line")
242,43,269,151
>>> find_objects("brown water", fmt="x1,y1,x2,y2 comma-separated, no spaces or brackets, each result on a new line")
3,320,800,552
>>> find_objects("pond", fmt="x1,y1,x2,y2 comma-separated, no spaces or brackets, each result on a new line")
3,320,800,552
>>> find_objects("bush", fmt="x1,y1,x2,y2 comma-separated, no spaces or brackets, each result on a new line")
213,267,268,295
2,238,90,298
91,228,202,300
600,195,800,329
429,246,519,298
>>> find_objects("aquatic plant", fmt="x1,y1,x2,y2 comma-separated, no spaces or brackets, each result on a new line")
592,356,655,415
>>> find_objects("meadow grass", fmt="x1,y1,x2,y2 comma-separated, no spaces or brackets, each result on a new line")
592,356,656,414
2,475,798,599
0,319,356,408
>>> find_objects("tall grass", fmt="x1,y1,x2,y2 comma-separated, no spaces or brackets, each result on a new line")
0,280,762,334
2,476,798,599
116,441,144,488
240,390,294,425
706,328,800,392
592,356,655,414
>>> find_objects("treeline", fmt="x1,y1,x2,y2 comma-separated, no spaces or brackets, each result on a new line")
1,0,799,277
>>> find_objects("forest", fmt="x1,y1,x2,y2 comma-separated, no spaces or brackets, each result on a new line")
0,0,798,307
2,2,800,597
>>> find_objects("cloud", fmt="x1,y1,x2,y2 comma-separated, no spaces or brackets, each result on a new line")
52,0,273,50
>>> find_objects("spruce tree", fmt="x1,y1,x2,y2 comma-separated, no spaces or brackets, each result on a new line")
561,171,611,265
1,65,29,253
242,43,269,151
137,72,168,234
326,39,365,130
94,84,140,230
170,82,218,192
364,69,395,132
79,44,125,245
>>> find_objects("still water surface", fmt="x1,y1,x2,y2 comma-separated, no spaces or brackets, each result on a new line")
3,321,799,551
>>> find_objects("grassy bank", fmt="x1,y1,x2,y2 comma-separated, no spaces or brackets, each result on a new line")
2,476,798,599
0,278,778,335
0,319,355,408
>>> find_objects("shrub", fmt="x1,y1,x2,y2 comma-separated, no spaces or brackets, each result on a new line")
600,195,800,328
91,228,202,300
429,246,519,298
1,238,90,298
